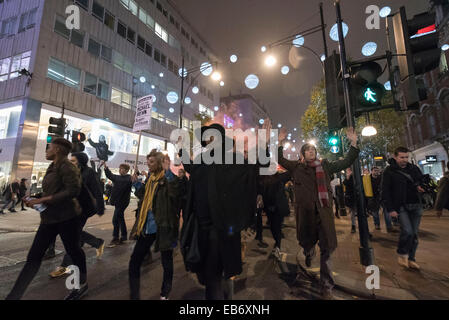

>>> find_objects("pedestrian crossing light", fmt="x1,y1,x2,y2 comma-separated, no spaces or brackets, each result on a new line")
364,88,377,103
47,117,66,144
328,135,339,146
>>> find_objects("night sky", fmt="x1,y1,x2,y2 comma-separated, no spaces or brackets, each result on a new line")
171,0,429,137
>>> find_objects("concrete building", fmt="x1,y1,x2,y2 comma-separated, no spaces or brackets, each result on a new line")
404,0,449,180
0,0,220,188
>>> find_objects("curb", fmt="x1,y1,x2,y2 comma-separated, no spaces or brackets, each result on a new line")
0,227,37,233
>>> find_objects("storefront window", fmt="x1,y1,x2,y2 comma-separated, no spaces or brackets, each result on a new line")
0,105,22,139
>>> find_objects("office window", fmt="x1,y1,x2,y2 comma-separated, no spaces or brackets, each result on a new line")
137,35,145,51
98,79,109,100
70,29,84,48
160,54,167,67
146,14,155,30
104,11,115,30
145,42,152,57
88,38,101,57
111,87,131,109
47,57,80,89
0,17,17,38
9,51,31,79
124,60,132,74
84,72,97,95
101,45,112,62
92,1,105,21
19,8,37,32
155,23,168,43
127,27,136,44
119,0,129,9
113,51,124,70
122,91,131,109
139,8,147,24
129,0,138,16
154,49,161,63
75,0,89,11
117,21,126,38
0,57,11,82
53,15,70,39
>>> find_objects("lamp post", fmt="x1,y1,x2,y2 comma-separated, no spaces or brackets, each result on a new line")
178,58,220,129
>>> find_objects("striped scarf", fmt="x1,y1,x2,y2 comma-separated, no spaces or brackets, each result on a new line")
307,160,329,208
136,170,165,236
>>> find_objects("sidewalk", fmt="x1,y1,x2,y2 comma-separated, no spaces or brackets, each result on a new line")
280,207,449,300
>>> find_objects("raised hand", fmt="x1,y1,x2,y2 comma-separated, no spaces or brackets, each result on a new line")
346,127,357,147
278,128,288,143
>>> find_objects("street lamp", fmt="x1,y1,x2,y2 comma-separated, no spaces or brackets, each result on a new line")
265,55,277,67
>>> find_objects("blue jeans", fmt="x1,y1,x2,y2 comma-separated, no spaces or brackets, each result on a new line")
397,204,422,261
382,205,392,229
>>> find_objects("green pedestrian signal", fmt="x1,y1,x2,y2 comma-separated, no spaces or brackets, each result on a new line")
364,87,377,103
328,136,339,146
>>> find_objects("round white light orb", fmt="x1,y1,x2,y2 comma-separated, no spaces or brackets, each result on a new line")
192,86,199,94
184,97,191,104
281,66,290,75
230,55,238,63
379,7,391,18
362,42,377,56
178,68,188,78
292,35,305,47
245,74,259,90
166,91,179,104
201,62,213,76
330,22,349,42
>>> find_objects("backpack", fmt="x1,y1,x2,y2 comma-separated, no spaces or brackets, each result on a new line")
78,179,97,217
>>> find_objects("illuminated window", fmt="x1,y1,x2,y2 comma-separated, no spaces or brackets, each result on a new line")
47,57,80,89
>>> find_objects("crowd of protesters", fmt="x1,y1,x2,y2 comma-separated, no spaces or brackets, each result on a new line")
2,119,449,301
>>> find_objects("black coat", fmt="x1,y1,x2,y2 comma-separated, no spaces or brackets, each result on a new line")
381,159,424,213
19,182,27,198
105,167,132,208
258,171,291,217
79,166,105,217
181,145,269,278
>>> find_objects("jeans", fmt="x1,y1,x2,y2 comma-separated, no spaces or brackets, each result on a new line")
371,208,380,227
129,233,173,299
61,215,103,267
6,218,87,300
112,205,128,240
266,207,282,249
382,205,392,229
349,207,357,227
397,204,423,261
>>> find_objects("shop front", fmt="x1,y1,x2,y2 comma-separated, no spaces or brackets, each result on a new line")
30,104,172,190
411,142,448,181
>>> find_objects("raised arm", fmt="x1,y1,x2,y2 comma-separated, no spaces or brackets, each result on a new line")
104,166,117,183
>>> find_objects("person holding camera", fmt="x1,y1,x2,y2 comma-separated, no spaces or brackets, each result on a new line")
382,147,425,270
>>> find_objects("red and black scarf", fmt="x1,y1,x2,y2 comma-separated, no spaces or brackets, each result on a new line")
307,160,329,208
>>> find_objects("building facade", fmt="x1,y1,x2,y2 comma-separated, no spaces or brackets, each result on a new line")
0,0,220,187
404,0,449,180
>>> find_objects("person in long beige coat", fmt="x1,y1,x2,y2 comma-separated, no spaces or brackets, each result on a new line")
277,128,360,298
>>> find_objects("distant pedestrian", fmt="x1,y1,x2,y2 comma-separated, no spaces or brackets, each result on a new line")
17,178,28,211
104,163,133,247
435,162,449,218
49,152,106,279
6,138,87,300
343,168,357,233
278,127,360,299
330,174,341,219
128,151,179,300
382,147,425,270
0,179,20,214
254,194,267,248
363,167,382,230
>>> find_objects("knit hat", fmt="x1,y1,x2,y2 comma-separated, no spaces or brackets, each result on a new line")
72,152,89,167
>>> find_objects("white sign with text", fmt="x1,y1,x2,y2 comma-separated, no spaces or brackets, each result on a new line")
133,95,153,132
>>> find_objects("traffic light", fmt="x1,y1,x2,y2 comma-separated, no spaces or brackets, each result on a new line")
47,117,66,143
325,51,347,131
350,61,386,114
71,131,86,153
392,6,440,110
328,133,340,154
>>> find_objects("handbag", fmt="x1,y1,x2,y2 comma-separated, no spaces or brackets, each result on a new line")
180,211,201,273
10,184,18,201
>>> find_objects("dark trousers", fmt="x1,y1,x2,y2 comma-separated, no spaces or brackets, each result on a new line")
112,205,128,240
1,198,16,210
129,233,173,299
6,218,87,300
255,208,263,241
266,207,282,249
61,215,103,267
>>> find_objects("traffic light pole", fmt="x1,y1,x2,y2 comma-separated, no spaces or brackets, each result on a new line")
335,0,374,266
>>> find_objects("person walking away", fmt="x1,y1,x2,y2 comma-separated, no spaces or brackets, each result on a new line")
18,178,28,211
5,138,87,300
382,147,425,270
278,127,360,299
364,167,382,230
0,179,20,214
343,168,357,233
104,163,133,247
254,194,268,248
435,162,449,218
129,151,179,300
330,174,340,219
49,152,106,278
258,171,291,259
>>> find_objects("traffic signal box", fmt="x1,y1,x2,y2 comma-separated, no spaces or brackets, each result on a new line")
393,6,440,110
47,117,66,144
325,52,346,131
71,131,86,153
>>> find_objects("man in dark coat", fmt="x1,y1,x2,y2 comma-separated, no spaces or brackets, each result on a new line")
278,127,360,299
435,162,449,218
382,147,425,270
180,122,270,300
104,163,133,246
0,179,20,214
